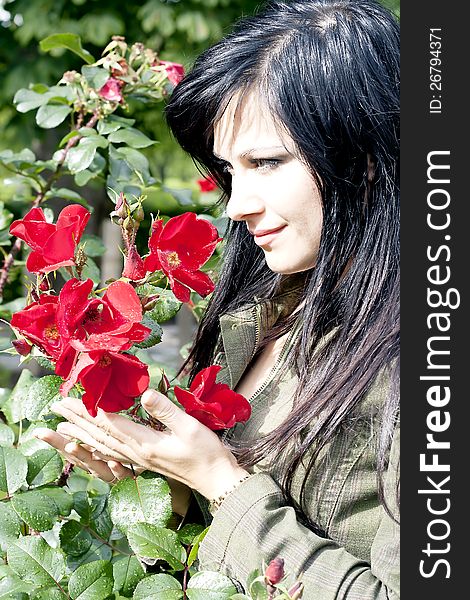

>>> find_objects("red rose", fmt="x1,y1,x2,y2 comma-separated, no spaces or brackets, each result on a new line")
99,77,124,103
10,205,90,273
143,213,221,303
10,294,61,359
197,176,217,193
56,278,150,354
60,350,149,417
174,365,251,430
159,60,185,86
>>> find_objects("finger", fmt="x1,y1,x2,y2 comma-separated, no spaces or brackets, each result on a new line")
56,421,134,463
52,399,147,456
141,389,195,435
33,427,73,453
64,441,129,483
107,460,134,481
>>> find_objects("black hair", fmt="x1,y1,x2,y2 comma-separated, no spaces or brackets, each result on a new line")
166,0,399,526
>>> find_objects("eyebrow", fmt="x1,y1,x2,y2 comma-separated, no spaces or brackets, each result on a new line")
213,146,288,160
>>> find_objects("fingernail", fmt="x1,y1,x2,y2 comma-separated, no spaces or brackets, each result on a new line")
142,389,156,408
50,402,62,413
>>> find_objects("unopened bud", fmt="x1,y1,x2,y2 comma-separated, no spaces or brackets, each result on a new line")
133,204,145,222
115,192,128,219
12,338,32,356
157,371,171,396
287,581,304,600
62,70,79,83
141,293,160,312
122,215,135,233
39,277,50,292
265,558,285,585
75,246,87,271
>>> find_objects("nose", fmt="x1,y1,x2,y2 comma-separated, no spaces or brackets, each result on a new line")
226,175,265,222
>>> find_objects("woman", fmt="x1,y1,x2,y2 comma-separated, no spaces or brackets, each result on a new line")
36,0,400,597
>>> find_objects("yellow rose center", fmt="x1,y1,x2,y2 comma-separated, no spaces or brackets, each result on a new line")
166,251,181,268
98,354,112,368
44,324,59,340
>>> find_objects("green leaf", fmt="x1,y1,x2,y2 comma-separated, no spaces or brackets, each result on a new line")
147,287,182,323
59,520,92,557
0,564,36,598
108,471,171,534
0,502,22,552
80,234,106,257
13,88,51,113
81,65,109,90
126,523,185,570
40,486,74,516
36,105,72,129
177,523,206,546
97,115,135,136
74,153,106,186
133,573,183,600
117,146,149,171
40,33,95,64
89,503,113,540
108,128,155,148
68,560,113,600
66,137,107,174
11,489,60,531
66,538,112,571
23,375,63,421
134,316,163,349
35,587,68,600
1,369,37,424
187,527,209,567
186,572,238,600
112,555,145,597
163,185,195,208
0,423,15,446
7,536,66,589
26,448,63,487
0,446,28,494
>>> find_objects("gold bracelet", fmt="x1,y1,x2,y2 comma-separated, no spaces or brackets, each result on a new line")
208,473,252,515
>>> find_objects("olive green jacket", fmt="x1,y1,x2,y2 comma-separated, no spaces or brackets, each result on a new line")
196,283,400,599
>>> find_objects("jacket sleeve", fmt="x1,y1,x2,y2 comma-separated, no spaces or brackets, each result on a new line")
197,428,400,599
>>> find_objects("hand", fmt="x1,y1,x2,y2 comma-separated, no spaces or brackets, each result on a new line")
33,427,133,484
45,391,249,503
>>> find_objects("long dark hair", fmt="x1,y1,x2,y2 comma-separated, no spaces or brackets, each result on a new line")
166,0,400,525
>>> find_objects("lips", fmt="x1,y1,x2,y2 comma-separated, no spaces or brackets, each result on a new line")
250,225,286,247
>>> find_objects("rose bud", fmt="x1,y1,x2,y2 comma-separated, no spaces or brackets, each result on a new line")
157,371,171,396
12,338,32,356
39,277,50,291
265,557,285,585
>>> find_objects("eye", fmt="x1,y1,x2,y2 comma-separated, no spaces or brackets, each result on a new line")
249,158,281,171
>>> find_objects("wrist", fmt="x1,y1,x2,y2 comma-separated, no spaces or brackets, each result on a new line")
205,468,252,515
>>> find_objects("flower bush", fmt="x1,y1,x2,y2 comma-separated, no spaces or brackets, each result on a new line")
0,34,302,600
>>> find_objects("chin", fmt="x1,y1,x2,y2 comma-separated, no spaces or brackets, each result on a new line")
265,257,317,275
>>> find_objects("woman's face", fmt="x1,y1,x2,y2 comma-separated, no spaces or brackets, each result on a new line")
213,93,323,274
